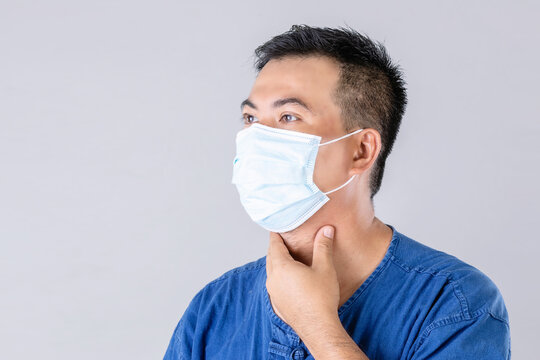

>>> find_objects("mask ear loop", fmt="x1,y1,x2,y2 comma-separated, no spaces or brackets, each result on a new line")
324,174,357,195
318,128,364,147
319,128,363,195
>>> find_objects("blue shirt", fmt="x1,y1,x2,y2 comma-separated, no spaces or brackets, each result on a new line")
164,224,511,359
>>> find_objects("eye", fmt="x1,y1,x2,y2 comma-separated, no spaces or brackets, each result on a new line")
281,114,299,123
241,114,258,124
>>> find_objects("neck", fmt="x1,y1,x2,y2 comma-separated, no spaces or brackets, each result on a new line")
279,200,393,307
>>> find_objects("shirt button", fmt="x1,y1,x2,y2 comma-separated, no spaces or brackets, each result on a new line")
290,346,306,360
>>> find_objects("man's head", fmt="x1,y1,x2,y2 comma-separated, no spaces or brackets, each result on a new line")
242,25,407,202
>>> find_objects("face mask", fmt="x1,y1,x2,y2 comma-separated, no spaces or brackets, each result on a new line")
231,123,364,233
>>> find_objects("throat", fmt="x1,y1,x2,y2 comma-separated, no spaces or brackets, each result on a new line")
336,222,394,308
280,232,316,266
280,218,394,308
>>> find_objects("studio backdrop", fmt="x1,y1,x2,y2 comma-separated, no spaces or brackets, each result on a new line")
0,1,538,359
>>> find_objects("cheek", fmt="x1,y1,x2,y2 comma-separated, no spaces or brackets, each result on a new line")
312,145,351,192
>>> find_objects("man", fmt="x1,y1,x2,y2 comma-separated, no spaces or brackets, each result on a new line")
164,25,511,359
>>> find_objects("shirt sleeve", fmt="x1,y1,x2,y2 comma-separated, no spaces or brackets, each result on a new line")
411,312,511,360
163,290,204,360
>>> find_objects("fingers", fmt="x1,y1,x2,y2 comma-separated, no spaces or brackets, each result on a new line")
267,232,293,272
311,225,335,271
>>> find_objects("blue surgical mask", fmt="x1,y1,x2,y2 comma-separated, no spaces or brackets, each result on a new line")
231,123,364,233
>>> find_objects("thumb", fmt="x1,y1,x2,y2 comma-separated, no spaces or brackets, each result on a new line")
312,225,335,270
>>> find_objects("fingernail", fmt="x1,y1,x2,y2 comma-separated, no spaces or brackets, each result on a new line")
324,226,334,239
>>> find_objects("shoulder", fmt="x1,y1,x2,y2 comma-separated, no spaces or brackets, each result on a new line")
389,229,509,324
164,257,267,359
189,255,267,310
204,255,267,290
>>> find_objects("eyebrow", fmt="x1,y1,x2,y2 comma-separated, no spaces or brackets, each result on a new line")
240,97,312,113
240,98,257,110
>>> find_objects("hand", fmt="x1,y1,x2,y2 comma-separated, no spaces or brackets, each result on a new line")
266,225,340,338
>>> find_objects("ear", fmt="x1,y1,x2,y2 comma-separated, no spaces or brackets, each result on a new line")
350,128,382,176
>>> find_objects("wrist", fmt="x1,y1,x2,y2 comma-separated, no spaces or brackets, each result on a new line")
294,310,340,340
299,315,369,360
298,313,343,353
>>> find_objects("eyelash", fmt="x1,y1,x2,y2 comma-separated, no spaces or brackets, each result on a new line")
241,114,300,124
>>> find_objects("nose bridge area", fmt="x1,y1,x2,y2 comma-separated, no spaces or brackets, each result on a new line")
257,118,278,128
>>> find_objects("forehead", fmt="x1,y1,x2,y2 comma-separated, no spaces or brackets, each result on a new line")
249,55,341,108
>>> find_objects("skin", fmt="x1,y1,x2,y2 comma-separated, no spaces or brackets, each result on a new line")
241,55,394,359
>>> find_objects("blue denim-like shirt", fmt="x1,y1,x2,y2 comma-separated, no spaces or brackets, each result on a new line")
164,224,511,359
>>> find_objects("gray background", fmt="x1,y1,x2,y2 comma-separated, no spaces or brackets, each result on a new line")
1,1,538,359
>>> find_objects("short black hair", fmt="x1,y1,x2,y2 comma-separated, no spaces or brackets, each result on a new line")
254,24,407,200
